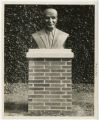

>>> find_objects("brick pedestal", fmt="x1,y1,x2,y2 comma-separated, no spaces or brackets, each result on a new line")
26,49,74,116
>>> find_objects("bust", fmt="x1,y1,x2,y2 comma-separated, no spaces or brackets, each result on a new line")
31,8,69,49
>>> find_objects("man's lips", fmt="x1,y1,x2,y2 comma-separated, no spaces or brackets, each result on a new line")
48,24,54,26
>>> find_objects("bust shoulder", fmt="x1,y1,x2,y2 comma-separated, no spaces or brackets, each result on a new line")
56,28,69,38
32,29,44,37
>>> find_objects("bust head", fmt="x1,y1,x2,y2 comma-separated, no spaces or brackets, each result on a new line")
43,8,58,31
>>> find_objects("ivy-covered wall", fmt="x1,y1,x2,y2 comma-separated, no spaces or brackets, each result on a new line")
4,5,94,83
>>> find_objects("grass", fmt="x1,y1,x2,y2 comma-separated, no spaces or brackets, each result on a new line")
4,83,94,116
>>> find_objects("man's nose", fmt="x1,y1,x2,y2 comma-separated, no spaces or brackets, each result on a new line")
49,18,53,23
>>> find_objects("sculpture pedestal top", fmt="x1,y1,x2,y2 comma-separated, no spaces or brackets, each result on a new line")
26,49,74,58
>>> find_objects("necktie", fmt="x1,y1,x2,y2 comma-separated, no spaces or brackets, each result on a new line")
45,29,56,48
48,31,53,47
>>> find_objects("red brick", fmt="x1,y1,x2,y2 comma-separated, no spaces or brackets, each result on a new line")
45,58,61,61
28,105,32,109
67,107,72,110
28,84,33,86
31,58,44,61
67,69,72,72
34,91,49,94
33,106,49,109
45,95,60,98
51,84,65,87
29,61,34,64
28,99,32,102
42,110,61,115
34,69,50,72
34,61,50,65
29,69,33,72
29,103,44,106
28,90,34,94
50,61,65,65
45,88,60,91
67,77,72,80
34,84,49,87
29,105,47,110
62,58,71,61
45,102,61,106
45,66,61,69
28,86,33,89
66,67,72,70
50,99,65,102
62,103,72,106
51,91,65,94
29,66,44,69
67,84,72,87
62,73,71,77
62,66,71,69
62,88,72,91
51,106,66,109
67,92,72,94
28,110,45,114
29,73,44,76
29,88,44,90
67,61,72,65
51,77,65,80
62,80,71,83
45,73,61,76
32,99,50,102
51,69,65,72
34,77,49,80
29,65,34,68
28,95,44,98
62,95,72,98
67,99,72,102
29,80,44,83
28,76,33,80
45,80,60,83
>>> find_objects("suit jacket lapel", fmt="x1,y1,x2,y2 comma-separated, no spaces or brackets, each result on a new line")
39,29,49,48
52,28,59,48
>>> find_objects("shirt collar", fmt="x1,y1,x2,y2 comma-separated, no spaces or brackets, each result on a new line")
45,27,56,34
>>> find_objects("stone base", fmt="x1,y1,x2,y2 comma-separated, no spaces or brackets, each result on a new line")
28,110,72,116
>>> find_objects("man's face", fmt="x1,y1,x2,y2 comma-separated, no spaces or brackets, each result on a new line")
44,9,58,30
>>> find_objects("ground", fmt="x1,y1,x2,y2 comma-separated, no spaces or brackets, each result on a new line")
4,83,94,116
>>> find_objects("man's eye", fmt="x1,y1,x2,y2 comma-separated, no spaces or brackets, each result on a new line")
52,17,55,19
45,17,50,19
45,16,56,19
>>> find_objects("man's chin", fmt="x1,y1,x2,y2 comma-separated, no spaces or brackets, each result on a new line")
47,26,55,29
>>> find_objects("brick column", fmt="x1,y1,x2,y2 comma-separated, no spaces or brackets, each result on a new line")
26,49,74,116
